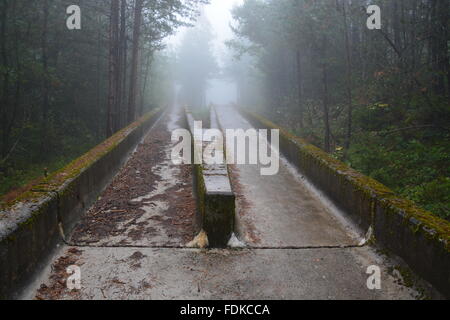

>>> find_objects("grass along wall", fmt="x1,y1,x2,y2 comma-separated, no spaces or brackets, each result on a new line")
239,108,450,298
0,109,163,299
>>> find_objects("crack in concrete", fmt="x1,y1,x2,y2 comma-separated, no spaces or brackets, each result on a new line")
63,242,367,250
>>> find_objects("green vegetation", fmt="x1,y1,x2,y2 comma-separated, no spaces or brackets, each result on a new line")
0,130,99,202
347,133,449,220
0,0,205,202
228,0,450,221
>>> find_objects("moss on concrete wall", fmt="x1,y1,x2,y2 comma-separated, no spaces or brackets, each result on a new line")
0,109,162,299
240,108,450,297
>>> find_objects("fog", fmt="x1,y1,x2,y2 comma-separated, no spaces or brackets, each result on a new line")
204,0,243,105
170,0,450,223
0,0,448,300
204,0,242,59
172,0,242,107
206,80,237,105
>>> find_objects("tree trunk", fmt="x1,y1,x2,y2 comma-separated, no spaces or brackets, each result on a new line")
127,0,143,124
9,0,21,155
296,49,304,129
116,0,127,130
429,0,447,96
121,31,128,128
342,0,353,152
392,1,401,55
437,0,450,97
41,0,50,155
140,50,153,116
0,0,9,159
321,36,331,153
107,0,120,137
96,15,102,135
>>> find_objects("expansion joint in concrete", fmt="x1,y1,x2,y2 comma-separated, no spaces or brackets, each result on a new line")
62,243,367,251
44,189,69,244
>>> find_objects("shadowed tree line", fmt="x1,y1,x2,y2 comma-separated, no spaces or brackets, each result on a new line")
0,0,207,199
228,0,449,219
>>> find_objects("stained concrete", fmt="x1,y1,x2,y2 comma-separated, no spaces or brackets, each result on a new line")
215,106,361,248
24,246,418,300
1,109,162,299
19,106,426,300
68,110,194,248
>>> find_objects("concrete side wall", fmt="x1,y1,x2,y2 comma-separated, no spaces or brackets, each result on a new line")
240,108,450,297
185,108,235,248
0,109,163,299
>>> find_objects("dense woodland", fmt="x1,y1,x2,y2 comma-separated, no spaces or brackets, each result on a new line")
0,0,205,200
0,0,448,221
228,0,449,220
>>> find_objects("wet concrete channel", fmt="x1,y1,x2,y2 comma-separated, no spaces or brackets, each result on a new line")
215,106,361,249
21,106,423,300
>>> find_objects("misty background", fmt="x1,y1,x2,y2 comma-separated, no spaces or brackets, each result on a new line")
0,0,448,222
170,0,242,106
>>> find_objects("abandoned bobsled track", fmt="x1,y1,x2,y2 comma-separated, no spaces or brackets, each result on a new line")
0,105,449,300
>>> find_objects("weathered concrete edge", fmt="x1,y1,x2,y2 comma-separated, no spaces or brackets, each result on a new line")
184,108,235,248
210,105,246,243
0,108,163,299
239,108,450,297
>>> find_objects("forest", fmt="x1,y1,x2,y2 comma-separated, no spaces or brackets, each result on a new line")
0,0,205,200
226,0,450,220
0,0,449,221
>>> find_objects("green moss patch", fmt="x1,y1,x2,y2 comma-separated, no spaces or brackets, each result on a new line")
241,108,450,252
1,109,161,211
380,195,450,250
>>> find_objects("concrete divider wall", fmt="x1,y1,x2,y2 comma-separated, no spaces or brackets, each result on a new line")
184,108,235,248
0,109,162,299
239,108,450,297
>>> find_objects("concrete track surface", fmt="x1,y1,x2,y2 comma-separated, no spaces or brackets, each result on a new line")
21,107,424,300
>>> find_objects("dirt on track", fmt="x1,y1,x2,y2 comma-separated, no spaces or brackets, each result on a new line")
35,248,83,300
70,110,197,247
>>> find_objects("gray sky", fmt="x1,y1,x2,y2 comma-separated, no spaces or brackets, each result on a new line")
168,0,242,61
